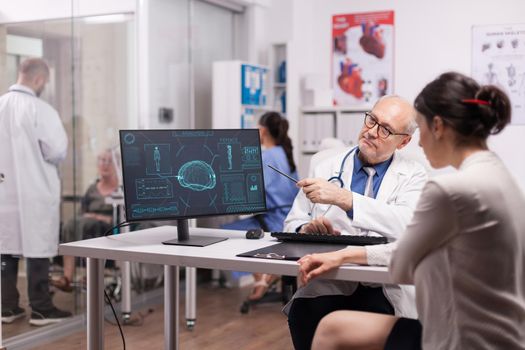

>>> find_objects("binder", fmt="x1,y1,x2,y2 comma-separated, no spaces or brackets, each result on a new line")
302,115,317,153
336,112,363,147
316,113,335,148
237,242,347,261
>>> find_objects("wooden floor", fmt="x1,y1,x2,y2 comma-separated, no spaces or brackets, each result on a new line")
30,283,294,350
2,272,77,339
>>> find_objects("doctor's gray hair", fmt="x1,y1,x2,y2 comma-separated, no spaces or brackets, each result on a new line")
375,95,418,135
405,118,418,135
19,58,50,80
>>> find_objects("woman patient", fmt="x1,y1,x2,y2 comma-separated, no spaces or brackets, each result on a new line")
298,72,525,349
52,149,119,292
222,111,298,301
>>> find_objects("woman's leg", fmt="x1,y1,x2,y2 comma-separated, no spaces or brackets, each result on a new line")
59,217,79,284
62,255,75,281
312,310,398,350
248,273,280,300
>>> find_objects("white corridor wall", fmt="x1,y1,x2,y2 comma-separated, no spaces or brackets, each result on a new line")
281,0,525,190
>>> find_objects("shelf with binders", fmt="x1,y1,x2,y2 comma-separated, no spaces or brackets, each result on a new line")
269,43,287,116
300,107,365,152
298,106,366,176
212,60,271,129
241,105,273,128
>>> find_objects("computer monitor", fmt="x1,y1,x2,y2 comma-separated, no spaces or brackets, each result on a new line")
119,129,267,246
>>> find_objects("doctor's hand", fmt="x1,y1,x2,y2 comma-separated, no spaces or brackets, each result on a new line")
299,217,341,235
297,178,353,211
298,250,346,286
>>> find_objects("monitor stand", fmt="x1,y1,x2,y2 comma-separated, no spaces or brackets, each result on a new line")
162,219,228,247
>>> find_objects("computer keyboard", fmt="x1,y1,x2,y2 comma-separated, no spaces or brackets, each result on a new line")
270,232,387,246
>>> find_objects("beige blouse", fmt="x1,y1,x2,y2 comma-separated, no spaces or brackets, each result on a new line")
390,151,525,350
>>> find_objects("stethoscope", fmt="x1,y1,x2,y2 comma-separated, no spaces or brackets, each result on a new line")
308,145,358,217
326,145,358,188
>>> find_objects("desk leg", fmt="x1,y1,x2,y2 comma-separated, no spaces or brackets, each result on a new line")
87,258,104,350
185,267,196,330
164,265,179,350
121,261,132,322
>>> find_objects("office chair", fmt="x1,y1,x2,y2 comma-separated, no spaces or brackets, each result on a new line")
239,213,297,314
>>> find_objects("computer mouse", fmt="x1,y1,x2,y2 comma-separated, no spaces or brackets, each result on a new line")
246,228,264,239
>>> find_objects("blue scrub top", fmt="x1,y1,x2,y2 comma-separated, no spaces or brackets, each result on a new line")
222,145,298,232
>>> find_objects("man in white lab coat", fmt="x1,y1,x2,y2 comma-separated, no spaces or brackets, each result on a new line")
0,58,71,326
284,96,428,350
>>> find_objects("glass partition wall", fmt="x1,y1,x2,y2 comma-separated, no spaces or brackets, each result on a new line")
0,11,137,342
1,0,238,345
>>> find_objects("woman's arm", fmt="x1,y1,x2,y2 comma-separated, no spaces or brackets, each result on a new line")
298,181,458,285
389,181,458,284
297,247,367,285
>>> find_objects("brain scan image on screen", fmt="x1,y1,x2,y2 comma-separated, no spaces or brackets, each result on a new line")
120,129,266,221
177,160,217,191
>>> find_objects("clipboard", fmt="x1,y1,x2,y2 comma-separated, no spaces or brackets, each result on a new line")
237,242,347,261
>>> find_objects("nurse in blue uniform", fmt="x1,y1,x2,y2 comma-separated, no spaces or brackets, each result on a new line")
223,111,298,300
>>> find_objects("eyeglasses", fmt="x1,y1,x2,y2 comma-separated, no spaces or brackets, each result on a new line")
364,112,410,139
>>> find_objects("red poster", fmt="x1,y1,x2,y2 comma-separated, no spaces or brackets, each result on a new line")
332,11,394,107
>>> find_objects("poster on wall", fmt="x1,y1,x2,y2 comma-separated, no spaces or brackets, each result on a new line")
332,11,394,107
472,24,525,125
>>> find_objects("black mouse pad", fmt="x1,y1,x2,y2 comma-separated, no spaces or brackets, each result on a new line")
237,242,347,261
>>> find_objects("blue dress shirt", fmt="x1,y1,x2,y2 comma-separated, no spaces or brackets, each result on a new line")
347,149,393,218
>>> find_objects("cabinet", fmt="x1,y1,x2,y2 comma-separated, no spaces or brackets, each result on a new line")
298,106,366,176
268,43,288,116
212,61,270,129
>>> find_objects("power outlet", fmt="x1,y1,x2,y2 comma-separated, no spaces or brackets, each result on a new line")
158,107,174,124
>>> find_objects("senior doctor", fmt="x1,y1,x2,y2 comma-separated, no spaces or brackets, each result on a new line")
284,95,428,350
0,58,71,326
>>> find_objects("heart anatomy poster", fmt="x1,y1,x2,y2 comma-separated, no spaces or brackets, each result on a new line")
332,11,394,107
472,24,525,125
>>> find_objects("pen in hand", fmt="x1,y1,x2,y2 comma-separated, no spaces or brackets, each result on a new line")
266,164,320,217
266,164,298,184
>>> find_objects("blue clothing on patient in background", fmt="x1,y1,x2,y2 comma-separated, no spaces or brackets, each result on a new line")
222,145,298,232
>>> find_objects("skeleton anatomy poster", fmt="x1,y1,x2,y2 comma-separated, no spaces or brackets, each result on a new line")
332,11,394,107
472,23,525,125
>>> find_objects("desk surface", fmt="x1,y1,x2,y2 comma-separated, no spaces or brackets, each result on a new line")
59,226,391,284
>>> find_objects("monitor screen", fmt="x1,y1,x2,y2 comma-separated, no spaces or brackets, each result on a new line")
119,129,267,223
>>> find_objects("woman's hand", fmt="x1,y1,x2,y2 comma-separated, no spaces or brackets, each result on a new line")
83,212,112,224
297,250,346,286
297,247,368,286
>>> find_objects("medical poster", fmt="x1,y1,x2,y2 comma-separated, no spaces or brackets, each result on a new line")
472,24,525,125
332,11,394,107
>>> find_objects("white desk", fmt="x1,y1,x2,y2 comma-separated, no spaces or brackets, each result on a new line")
104,195,134,323
59,226,390,350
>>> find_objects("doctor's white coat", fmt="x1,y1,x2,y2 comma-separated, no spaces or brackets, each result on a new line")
284,147,428,318
0,84,68,258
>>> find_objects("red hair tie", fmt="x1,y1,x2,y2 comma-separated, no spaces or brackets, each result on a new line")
461,99,490,106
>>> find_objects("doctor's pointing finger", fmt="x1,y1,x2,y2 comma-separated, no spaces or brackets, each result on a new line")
297,177,353,211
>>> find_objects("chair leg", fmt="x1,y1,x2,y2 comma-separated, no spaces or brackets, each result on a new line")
239,276,297,314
